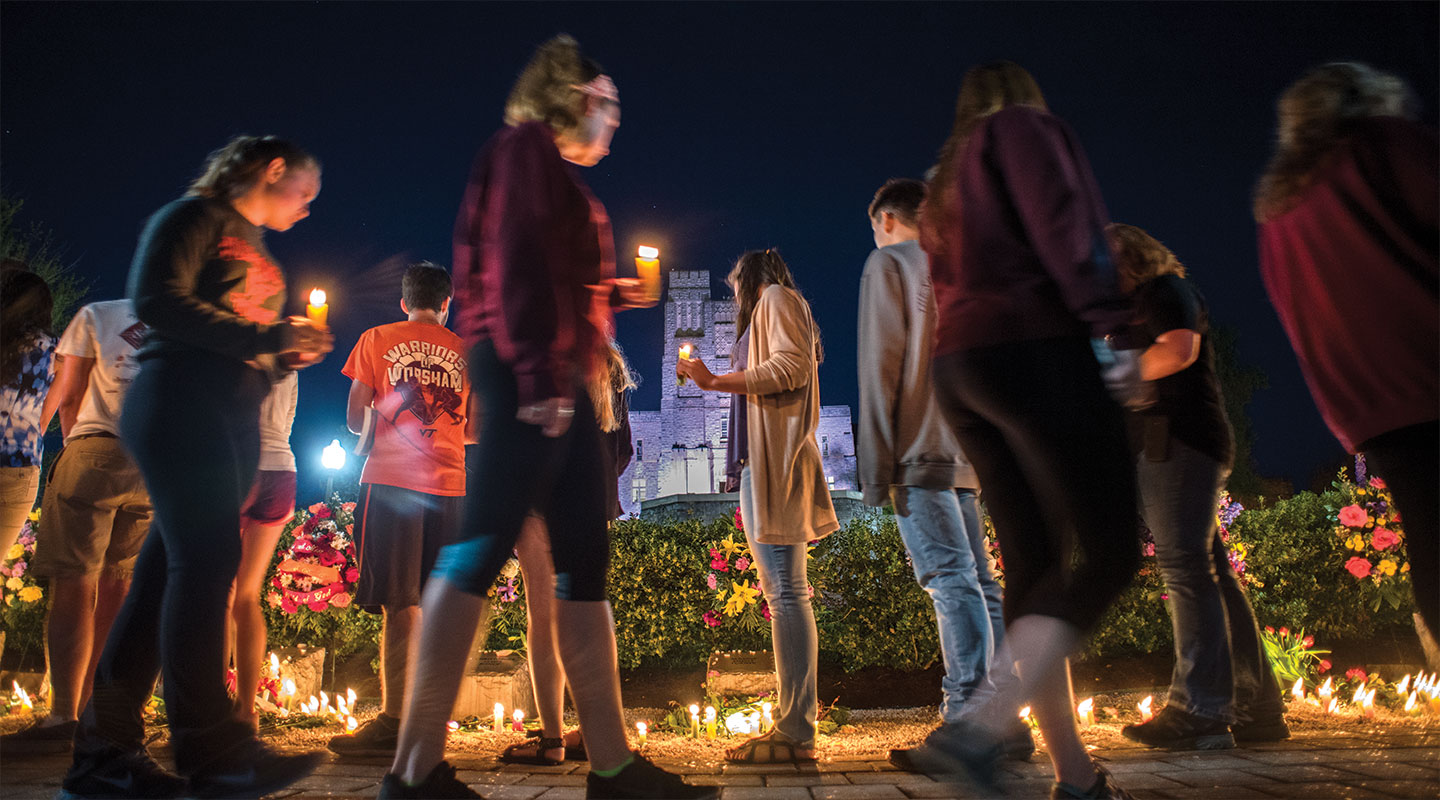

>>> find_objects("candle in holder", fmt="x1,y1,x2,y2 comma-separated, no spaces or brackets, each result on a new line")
689,704,701,739
493,703,505,733
636,721,648,747
1076,697,1095,727
636,246,661,303
705,706,717,740
512,708,525,732
677,343,693,385
306,288,329,328
761,702,773,733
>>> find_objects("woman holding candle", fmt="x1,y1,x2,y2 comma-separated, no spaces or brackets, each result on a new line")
676,248,838,764
380,34,713,800
60,135,333,800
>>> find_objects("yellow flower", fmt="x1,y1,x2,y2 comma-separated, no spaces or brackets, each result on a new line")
720,536,745,559
724,580,760,616
5,576,22,591
27,508,40,522
1346,535,1366,551
1377,517,1387,526
1377,559,1397,577
1402,562,1411,573
6,543,22,561
18,586,42,603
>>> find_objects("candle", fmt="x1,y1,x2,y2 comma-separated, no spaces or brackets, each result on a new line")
1396,674,1411,694
512,708,525,732
1290,678,1305,703
306,288,329,327
1136,695,1154,723
761,702,773,733
636,721,648,747
494,703,505,733
689,704,700,739
346,715,358,733
705,706,717,740
1076,697,1095,727
1318,677,1334,704
677,343,693,385
636,246,661,303
448,720,461,732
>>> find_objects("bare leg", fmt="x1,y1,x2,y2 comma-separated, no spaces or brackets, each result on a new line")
81,571,131,713
515,516,566,762
392,576,487,783
43,574,101,723
554,599,630,772
229,518,287,727
381,604,421,718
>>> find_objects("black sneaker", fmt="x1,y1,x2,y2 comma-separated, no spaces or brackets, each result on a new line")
186,737,326,799
886,720,1002,795
1052,766,1135,799
1231,714,1290,743
57,745,186,799
377,761,482,799
1120,706,1234,750
327,712,399,757
1001,718,1036,761
586,753,720,799
1,717,78,754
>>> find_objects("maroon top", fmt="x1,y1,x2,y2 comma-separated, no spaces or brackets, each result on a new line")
453,121,621,407
925,106,1131,354
1258,118,1439,452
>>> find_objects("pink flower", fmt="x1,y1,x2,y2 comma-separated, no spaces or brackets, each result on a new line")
735,556,751,572
1370,528,1400,551
1319,659,1332,673
706,573,718,590
331,592,352,608
307,599,329,612
733,507,744,531
10,561,24,578
1338,505,1367,528
1368,477,1386,490
1345,557,1372,579
1142,542,1155,557
345,568,360,583
702,610,721,628
1345,667,1368,682
761,601,772,621
709,549,728,570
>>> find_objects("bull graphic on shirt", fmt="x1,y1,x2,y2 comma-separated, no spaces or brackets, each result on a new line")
381,341,467,427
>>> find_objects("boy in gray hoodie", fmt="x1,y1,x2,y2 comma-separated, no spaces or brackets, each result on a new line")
856,179,1031,764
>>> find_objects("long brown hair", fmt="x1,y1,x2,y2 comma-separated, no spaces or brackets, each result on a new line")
1253,62,1416,222
587,339,637,433
187,135,319,200
1,267,53,387
504,34,606,139
1106,223,1186,293
726,249,823,363
921,61,1047,254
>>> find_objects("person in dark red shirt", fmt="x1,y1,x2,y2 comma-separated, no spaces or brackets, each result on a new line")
379,35,713,800
1256,62,1438,661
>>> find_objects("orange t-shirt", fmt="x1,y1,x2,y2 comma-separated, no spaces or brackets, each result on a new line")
342,320,469,496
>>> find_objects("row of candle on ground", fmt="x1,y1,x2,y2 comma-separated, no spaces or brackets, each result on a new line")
1290,671,1440,716
687,702,775,739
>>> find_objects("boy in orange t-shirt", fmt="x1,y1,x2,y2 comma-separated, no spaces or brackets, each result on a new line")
330,261,472,756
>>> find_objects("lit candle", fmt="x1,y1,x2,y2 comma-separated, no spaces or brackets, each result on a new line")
1396,674,1411,694
1318,677,1334,705
636,246,661,303
677,343,693,385
636,721,648,747
1136,695,1154,723
705,706,717,740
281,678,297,712
689,704,701,739
306,288,329,328
346,715,358,733
494,703,505,733
1290,678,1305,703
448,720,461,732
1076,697,1095,727
512,708,525,732
761,702,773,733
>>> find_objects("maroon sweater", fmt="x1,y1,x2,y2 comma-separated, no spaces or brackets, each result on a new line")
925,106,1131,354
453,122,620,406
1258,118,1439,452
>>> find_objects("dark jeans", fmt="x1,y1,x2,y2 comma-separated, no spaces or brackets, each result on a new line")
1138,438,1282,723
75,352,269,774
434,340,610,602
932,337,1139,632
1360,420,1439,637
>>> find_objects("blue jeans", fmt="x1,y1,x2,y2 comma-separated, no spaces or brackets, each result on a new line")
1138,437,1280,723
740,467,817,746
894,487,1015,722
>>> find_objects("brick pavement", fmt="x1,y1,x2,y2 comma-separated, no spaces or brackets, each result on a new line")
2,726,1436,800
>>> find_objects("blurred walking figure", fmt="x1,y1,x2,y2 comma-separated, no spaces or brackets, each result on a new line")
59,135,333,800
853,179,1033,765
1255,62,1438,665
1108,224,1288,751
915,61,1141,800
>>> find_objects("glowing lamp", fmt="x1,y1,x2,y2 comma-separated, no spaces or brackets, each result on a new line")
322,439,347,472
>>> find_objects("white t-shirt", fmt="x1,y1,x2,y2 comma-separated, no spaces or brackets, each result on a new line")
258,371,298,472
57,300,147,440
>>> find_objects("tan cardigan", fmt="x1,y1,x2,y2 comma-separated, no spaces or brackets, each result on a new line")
742,285,840,545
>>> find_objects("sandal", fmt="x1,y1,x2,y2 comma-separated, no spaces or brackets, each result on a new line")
499,736,565,767
724,730,817,764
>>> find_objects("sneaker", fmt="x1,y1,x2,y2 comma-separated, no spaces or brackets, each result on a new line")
1001,718,1036,761
1120,706,1234,751
57,745,186,799
1052,766,1134,799
887,720,1002,795
586,753,720,799
377,761,482,799
186,737,326,799
1231,714,1290,743
327,712,399,757
1,717,78,754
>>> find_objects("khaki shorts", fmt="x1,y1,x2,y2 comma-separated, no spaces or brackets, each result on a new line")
33,434,153,578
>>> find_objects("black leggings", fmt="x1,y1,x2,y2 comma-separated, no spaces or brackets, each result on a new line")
932,336,1140,632
76,352,268,773
1360,419,1439,637
434,340,611,602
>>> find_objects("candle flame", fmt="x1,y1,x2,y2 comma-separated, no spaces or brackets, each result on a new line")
512,709,524,723
679,343,692,359
636,721,647,735
1326,698,1340,714
1397,674,1411,694
704,706,716,721
346,715,358,732
448,720,461,732
1077,697,1094,715
1318,677,1334,700
494,702,504,718
320,690,329,710
1352,681,1367,704
1018,705,1032,720
1362,689,1375,708
1137,695,1154,721
689,704,700,717
347,687,357,706
1405,691,1419,712
281,678,297,697
310,288,327,306
637,246,659,260
270,652,281,674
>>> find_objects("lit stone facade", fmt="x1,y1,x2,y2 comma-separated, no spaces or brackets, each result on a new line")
621,270,857,517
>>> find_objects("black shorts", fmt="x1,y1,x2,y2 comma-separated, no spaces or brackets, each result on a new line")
352,483,463,611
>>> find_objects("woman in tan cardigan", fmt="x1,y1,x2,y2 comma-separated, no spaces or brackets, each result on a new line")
678,250,839,763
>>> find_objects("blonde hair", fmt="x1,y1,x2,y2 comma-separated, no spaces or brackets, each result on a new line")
1106,223,1186,291
188,135,318,200
587,339,637,433
504,34,605,139
1254,62,1416,222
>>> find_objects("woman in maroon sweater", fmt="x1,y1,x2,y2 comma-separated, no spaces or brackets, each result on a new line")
379,35,712,800
1256,62,1438,658
914,62,1140,800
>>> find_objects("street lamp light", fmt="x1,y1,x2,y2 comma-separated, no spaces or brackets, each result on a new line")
321,438,346,500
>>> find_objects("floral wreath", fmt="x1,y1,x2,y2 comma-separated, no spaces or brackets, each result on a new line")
268,500,359,614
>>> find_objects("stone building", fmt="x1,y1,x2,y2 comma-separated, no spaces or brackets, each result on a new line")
621,270,858,519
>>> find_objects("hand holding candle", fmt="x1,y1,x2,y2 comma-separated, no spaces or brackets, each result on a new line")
306,288,329,328
636,246,661,304
677,343,693,385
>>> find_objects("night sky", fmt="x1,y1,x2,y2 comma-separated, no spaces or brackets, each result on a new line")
3,2,1436,501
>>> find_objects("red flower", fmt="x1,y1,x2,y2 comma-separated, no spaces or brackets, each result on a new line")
1264,626,1274,634
1345,557,1373,579
1345,668,1368,682
1302,635,1314,649
709,549,728,570
1279,626,1289,637
734,506,744,531
1370,528,1400,551
1319,659,1332,673
1338,505,1367,528
702,610,721,628
1368,477,1386,490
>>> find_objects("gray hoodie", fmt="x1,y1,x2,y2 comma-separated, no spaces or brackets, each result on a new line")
856,238,978,506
